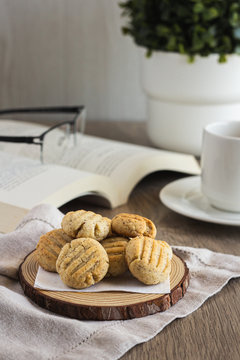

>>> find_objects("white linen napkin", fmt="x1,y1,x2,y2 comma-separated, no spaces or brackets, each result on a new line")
1,204,240,360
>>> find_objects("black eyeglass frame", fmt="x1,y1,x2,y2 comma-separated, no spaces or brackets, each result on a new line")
0,106,85,163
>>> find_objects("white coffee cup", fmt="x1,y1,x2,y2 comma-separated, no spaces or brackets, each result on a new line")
201,121,240,212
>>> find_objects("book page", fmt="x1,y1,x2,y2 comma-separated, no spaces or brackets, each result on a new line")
58,135,148,177
0,120,200,205
56,135,200,200
0,119,200,176
44,134,200,205
0,120,152,176
48,134,200,180
0,153,48,191
0,151,115,211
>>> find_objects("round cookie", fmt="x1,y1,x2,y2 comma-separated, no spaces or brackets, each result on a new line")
56,238,109,289
111,213,157,238
61,210,111,241
36,229,73,272
101,237,129,277
125,236,172,285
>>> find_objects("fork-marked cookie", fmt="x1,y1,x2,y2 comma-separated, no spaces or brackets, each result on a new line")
61,210,111,241
111,213,156,238
56,238,109,289
125,236,172,285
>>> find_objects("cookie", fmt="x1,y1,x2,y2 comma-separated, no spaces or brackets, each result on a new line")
125,236,172,285
101,237,129,277
36,229,73,272
111,213,156,238
61,210,111,241
56,238,109,289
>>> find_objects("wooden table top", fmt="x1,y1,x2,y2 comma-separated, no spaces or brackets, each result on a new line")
60,120,240,360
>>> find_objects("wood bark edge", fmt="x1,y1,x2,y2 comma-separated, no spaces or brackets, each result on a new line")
18,252,189,321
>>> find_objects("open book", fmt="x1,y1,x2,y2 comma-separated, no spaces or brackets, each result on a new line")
0,120,200,232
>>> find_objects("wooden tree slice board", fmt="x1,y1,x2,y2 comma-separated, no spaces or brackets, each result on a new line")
19,251,189,321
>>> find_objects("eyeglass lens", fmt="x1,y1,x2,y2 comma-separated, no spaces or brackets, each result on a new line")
41,109,86,164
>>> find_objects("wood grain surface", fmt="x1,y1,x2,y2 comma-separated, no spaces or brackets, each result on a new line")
58,121,240,360
19,251,189,320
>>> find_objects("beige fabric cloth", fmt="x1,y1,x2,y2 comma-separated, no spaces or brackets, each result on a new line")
1,204,240,360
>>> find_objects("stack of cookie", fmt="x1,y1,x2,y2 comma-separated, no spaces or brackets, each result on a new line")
35,210,172,289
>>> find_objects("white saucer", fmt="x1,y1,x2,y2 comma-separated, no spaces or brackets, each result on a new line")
160,176,240,226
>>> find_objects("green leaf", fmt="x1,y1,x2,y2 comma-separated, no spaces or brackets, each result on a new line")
188,55,195,63
178,43,185,54
219,54,227,63
203,7,219,21
229,12,240,27
193,3,204,14
122,27,131,35
156,25,170,37
166,36,177,51
146,49,152,57
222,35,232,51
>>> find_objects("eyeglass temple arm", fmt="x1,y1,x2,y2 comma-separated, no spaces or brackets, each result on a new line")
0,106,85,146
0,135,41,144
0,106,84,115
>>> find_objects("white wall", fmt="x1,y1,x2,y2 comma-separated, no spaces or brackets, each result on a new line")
0,0,146,121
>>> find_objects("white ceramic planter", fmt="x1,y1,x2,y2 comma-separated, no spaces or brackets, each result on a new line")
140,51,240,155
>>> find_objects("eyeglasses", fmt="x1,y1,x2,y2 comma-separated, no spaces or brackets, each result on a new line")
0,106,86,163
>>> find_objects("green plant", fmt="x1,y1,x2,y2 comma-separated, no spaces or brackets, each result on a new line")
120,0,240,62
